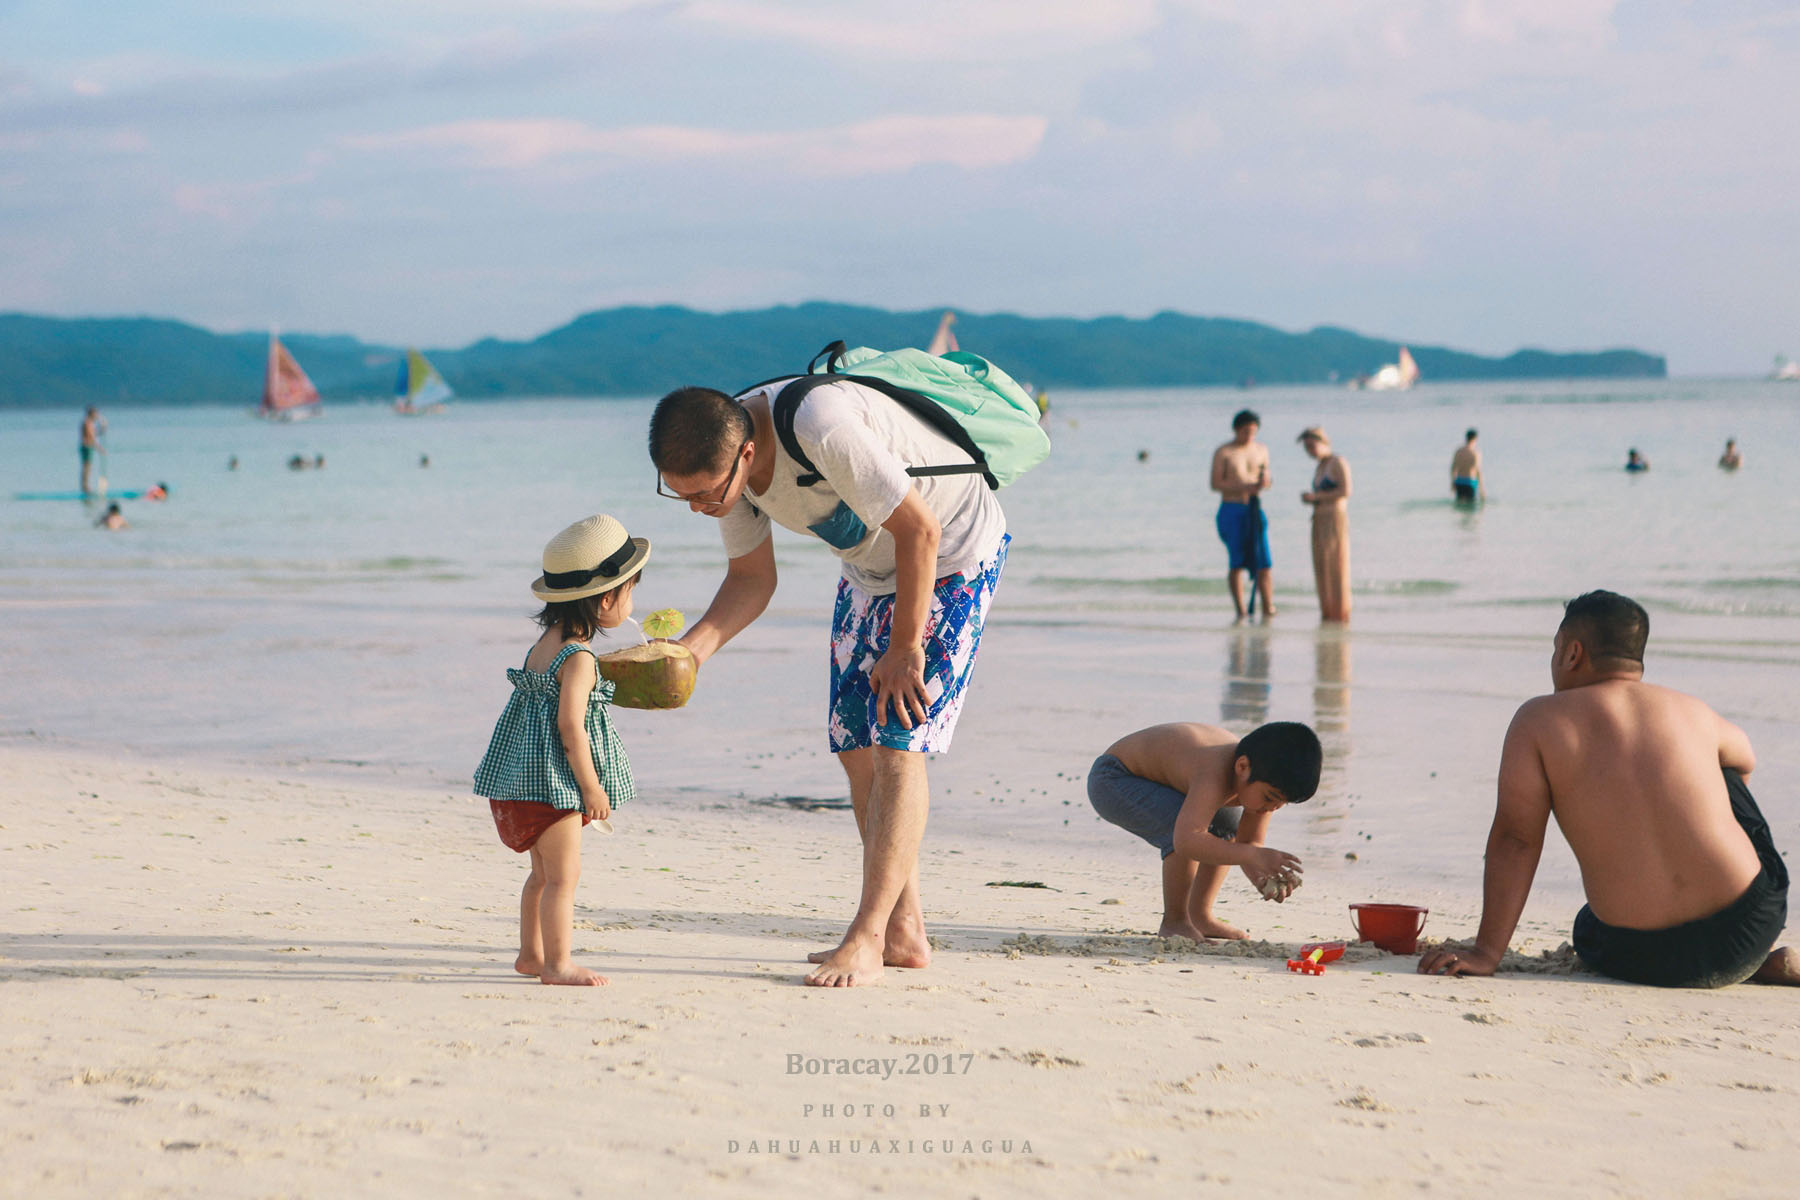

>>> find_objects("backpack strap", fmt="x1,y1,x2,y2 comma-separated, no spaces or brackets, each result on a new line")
767,341,999,490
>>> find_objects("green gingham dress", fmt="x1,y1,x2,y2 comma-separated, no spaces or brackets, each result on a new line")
473,643,634,811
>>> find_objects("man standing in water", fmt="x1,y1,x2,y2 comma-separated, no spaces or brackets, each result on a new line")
1210,409,1274,620
78,406,106,496
649,380,1008,987
1420,591,1797,987
1450,428,1482,503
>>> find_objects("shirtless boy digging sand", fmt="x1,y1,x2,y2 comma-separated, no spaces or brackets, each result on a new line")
1088,722,1322,940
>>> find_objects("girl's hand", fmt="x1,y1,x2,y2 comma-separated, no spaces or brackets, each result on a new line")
585,792,612,823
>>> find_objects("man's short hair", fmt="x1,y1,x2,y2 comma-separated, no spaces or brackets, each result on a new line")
1232,409,1261,431
1235,722,1322,803
1465,428,1478,441
649,387,753,478
1559,590,1649,666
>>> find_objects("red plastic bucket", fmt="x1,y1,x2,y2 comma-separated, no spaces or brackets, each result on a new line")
1349,903,1429,953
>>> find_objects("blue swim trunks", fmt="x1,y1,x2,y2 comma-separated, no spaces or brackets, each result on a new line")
827,535,1008,754
1216,501,1271,571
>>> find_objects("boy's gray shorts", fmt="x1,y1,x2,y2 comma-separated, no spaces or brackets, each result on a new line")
1087,753,1240,859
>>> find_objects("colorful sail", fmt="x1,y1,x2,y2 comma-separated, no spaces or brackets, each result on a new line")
395,348,453,413
1397,346,1420,387
261,333,321,419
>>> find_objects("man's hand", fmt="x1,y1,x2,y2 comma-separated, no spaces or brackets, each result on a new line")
870,643,930,730
1417,945,1500,977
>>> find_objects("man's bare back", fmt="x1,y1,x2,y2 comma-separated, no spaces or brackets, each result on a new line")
1513,679,1759,929
1421,590,1794,987
1450,444,1479,478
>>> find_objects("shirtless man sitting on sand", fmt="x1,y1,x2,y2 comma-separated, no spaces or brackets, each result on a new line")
1420,590,1797,987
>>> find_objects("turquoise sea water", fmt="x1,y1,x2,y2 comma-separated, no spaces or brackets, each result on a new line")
4,380,1798,905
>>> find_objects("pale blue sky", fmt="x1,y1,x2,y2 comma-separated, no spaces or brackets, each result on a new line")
2,0,1795,373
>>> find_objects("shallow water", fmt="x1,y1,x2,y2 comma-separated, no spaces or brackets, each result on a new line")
4,380,1797,907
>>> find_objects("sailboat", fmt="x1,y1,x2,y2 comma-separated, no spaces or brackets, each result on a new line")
927,310,959,356
1361,345,1420,391
260,332,322,421
394,348,452,415
1772,355,1800,382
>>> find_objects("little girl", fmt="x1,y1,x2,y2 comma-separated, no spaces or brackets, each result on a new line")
474,513,647,986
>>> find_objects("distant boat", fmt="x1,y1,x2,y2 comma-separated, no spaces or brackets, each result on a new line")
927,310,959,356
260,332,322,421
1360,346,1420,391
394,348,452,414
1773,355,1800,381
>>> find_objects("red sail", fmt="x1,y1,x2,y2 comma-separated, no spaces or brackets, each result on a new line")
262,336,321,415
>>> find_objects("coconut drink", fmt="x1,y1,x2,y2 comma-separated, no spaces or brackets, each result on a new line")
597,609,697,710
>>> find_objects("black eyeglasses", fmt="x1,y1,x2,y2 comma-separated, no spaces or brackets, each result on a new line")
657,439,748,506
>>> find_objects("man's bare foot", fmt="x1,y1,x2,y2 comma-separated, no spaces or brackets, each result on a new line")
807,915,930,969
1751,946,1800,986
539,963,608,986
514,954,543,977
805,934,884,987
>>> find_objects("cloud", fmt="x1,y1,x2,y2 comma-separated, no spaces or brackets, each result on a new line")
682,0,1160,59
345,113,1050,174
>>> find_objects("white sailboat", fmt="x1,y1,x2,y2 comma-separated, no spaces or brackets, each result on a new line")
927,310,959,356
1356,345,1420,391
1772,355,1800,381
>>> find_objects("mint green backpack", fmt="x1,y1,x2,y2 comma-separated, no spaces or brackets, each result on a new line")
754,340,1051,490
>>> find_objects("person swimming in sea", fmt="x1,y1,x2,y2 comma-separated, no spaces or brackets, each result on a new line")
1451,429,1482,503
1625,448,1650,472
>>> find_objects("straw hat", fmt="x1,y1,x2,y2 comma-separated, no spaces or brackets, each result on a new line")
530,514,651,602
1297,426,1330,447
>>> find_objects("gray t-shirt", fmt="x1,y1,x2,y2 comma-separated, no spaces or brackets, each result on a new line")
718,379,1007,595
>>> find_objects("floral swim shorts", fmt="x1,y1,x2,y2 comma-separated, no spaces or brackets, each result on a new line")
827,534,1008,754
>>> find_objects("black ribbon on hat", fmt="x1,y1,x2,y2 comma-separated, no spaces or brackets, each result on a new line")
542,537,637,590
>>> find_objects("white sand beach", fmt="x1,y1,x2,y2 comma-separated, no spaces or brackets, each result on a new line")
5,740,1795,1199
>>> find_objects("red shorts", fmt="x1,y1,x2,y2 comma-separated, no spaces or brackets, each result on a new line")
489,800,588,852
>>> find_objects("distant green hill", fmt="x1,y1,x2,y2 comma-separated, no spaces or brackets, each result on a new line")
0,304,1665,409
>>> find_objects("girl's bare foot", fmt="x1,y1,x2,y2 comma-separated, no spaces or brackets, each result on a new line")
514,954,543,977
539,963,608,986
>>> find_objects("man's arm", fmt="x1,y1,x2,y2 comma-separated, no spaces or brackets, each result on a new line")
1717,712,1756,778
867,489,941,729
1209,446,1229,495
1420,707,1553,976
679,534,777,666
